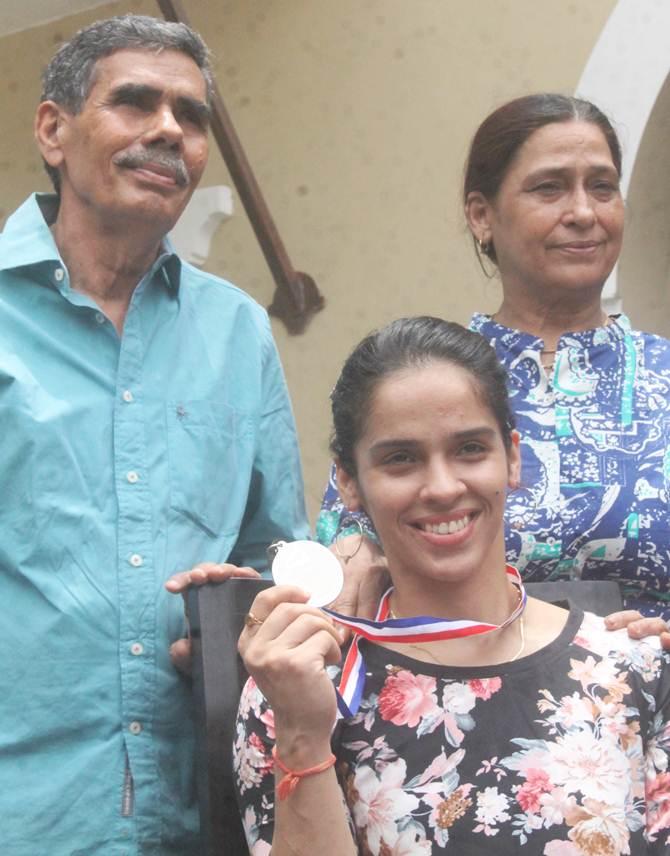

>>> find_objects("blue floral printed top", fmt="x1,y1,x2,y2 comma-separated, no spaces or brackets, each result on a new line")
318,315,670,618
234,607,670,854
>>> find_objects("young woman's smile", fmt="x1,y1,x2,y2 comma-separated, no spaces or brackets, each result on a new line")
338,360,520,606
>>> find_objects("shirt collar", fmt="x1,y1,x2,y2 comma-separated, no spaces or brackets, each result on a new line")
0,192,182,293
470,311,631,362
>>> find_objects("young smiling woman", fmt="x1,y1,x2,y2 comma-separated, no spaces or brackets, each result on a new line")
235,317,670,855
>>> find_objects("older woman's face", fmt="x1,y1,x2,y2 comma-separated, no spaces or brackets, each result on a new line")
476,121,624,301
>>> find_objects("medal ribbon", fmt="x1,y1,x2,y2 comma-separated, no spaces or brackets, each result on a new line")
324,565,526,719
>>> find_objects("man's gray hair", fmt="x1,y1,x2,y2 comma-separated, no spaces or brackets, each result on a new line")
40,14,213,193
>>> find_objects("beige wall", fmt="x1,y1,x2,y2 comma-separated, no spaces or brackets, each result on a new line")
5,0,662,525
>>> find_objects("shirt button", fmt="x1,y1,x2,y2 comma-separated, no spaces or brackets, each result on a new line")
122,390,134,403
54,267,64,282
129,721,142,735
129,554,143,567
126,471,139,484
95,312,105,325
130,642,144,656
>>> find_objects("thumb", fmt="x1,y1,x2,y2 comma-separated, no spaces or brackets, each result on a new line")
170,637,193,677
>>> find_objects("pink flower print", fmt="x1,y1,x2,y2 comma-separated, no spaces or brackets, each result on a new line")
474,786,511,835
259,707,275,740
647,772,670,840
352,758,419,852
469,677,502,700
551,691,596,729
566,798,631,856
241,806,272,856
539,787,578,828
378,670,439,728
235,730,272,794
548,729,630,803
567,656,630,703
238,676,263,719
417,748,465,786
441,682,477,746
516,768,552,813
543,842,580,855
388,829,433,855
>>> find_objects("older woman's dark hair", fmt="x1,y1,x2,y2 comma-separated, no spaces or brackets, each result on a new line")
330,316,515,475
464,93,622,263
40,14,213,194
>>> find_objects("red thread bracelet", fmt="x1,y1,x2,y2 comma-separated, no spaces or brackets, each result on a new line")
272,745,336,800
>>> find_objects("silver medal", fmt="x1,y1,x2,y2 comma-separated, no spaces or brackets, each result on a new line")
269,540,344,607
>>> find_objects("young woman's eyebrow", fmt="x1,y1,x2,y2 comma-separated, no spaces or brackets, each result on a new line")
368,426,496,455
451,426,497,441
368,438,419,455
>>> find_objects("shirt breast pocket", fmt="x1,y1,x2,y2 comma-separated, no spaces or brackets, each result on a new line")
166,399,243,537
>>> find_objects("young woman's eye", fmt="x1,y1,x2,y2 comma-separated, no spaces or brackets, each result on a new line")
383,451,414,466
459,442,486,456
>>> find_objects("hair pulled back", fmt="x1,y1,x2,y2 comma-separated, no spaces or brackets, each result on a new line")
330,316,514,475
464,93,622,263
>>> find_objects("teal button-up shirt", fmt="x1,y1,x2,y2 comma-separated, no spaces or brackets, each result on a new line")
0,194,308,855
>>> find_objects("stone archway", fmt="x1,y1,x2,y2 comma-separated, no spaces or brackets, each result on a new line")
576,0,670,328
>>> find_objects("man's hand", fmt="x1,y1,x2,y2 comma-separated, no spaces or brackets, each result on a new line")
165,562,260,675
604,609,670,650
328,536,389,638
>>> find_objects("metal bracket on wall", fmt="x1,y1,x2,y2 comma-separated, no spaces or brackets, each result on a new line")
157,0,324,334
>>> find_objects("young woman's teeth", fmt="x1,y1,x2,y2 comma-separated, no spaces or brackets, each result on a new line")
423,516,470,534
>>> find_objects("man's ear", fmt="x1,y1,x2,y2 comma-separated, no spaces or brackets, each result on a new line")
335,459,363,512
34,100,69,172
464,190,493,248
507,430,521,490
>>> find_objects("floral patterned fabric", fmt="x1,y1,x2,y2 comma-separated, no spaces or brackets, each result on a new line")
234,607,670,854
318,314,670,619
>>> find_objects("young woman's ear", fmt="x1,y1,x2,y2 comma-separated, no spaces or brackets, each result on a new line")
335,459,363,512
507,431,521,489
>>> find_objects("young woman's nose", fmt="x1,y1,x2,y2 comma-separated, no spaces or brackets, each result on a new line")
418,460,467,504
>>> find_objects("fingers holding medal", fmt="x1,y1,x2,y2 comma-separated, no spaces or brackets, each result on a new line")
239,584,343,661
239,548,346,736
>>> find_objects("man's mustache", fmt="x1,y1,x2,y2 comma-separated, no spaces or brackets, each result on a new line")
113,147,189,187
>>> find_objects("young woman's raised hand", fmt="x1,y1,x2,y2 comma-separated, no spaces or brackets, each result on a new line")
239,585,345,745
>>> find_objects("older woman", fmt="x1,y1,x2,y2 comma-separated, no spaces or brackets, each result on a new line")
319,93,670,621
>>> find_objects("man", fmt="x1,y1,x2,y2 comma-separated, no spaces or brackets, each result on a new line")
0,15,307,855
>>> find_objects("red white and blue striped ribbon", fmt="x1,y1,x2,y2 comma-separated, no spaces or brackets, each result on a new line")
324,565,526,719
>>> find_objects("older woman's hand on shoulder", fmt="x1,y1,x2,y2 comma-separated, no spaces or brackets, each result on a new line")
605,610,670,650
